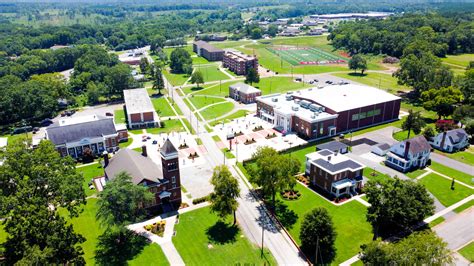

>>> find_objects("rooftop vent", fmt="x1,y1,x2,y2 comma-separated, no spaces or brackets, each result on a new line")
292,105,299,111
272,97,278,102
286,95,293,101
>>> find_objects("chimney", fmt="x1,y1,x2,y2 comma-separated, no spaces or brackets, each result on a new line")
327,156,331,162
440,131,447,149
103,151,109,167
142,145,147,157
404,141,411,159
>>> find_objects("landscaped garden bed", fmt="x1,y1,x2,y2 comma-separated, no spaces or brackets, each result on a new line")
178,142,188,149
252,125,263,132
280,189,301,200
265,132,277,139
144,221,166,237
244,138,256,145
188,152,199,159
296,175,310,186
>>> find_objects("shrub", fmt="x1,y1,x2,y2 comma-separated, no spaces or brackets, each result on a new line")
192,195,210,204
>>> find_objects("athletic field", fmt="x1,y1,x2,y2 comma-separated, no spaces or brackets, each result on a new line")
267,46,346,66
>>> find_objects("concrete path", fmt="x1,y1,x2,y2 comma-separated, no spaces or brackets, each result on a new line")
433,207,474,250
424,195,474,224
431,153,474,177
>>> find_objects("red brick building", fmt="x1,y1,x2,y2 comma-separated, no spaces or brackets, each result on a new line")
256,84,401,139
223,50,258,75
229,82,262,104
193,41,224,61
104,139,182,212
124,88,160,129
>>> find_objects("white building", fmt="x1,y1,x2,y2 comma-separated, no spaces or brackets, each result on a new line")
123,88,160,129
429,129,469,153
385,136,431,172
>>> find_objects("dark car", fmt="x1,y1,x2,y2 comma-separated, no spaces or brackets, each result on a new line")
12,126,32,135
105,112,113,116
152,140,158,145
40,118,53,127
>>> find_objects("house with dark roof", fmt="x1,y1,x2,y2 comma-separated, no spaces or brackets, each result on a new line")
429,129,469,153
316,141,348,154
385,136,431,172
371,143,391,156
104,139,181,212
229,82,262,104
305,149,364,198
46,115,128,158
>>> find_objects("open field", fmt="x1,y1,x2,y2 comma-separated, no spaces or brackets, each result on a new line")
147,119,185,134
172,206,276,265
419,173,473,207
209,110,249,126
441,54,473,69
332,72,411,93
267,46,345,66
76,163,104,197
429,161,474,186
189,95,226,110
276,183,372,264
163,69,189,87
200,102,235,121
434,150,474,166
151,97,178,117
194,65,229,82
114,109,126,124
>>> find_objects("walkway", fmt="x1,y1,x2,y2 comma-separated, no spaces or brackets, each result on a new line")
430,152,474,178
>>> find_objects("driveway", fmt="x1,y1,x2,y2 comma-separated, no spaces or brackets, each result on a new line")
434,207,474,250
430,153,474,177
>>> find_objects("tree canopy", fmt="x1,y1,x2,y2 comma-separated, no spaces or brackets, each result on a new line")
209,165,240,225
402,110,426,139
169,48,192,74
348,54,367,74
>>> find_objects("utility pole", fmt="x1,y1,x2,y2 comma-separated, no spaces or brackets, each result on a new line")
261,222,265,258
315,235,319,265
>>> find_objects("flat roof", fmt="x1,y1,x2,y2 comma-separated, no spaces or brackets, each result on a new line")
123,88,155,114
296,84,400,112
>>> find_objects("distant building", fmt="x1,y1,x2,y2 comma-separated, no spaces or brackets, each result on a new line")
223,50,258,75
104,140,182,212
193,41,224,61
304,20,319,26
385,136,431,172
256,84,401,139
275,18,290,25
280,27,301,36
195,34,227,42
46,115,128,158
429,129,469,153
307,28,323,36
229,82,262,104
316,141,349,154
305,149,364,198
311,12,392,20
123,88,160,129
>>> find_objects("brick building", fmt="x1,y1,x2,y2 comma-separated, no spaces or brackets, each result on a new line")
223,50,258,75
229,82,262,104
256,84,401,139
104,139,182,212
46,115,128,158
193,41,224,61
124,88,160,129
305,149,364,198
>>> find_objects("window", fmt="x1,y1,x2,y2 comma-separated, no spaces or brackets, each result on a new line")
359,112,367,119
172,184,176,189
168,162,178,171
172,176,176,183
319,127,323,135
374,109,381,116
367,110,374,117
111,138,116,146
352,114,359,121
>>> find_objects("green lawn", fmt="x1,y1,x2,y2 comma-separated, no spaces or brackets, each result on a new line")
429,216,445,227
454,199,474,214
200,102,235,121
128,243,170,266
441,54,474,69
363,167,393,183
129,128,145,135
392,130,419,141
194,65,229,83
419,173,473,207
189,95,227,110
191,56,210,65
434,150,474,166
332,72,410,93
119,138,133,148
0,223,7,245
459,241,474,263
163,69,190,87
429,161,474,186
284,144,318,172
76,163,104,197
209,110,249,126
405,168,427,179
221,148,236,159
276,183,372,264
114,109,126,124
172,206,276,265
212,135,222,142
151,97,177,117
147,119,185,134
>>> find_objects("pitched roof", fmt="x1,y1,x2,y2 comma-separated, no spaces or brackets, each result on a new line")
229,82,261,94
446,129,468,144
193,41,224,53
160,139,178,157
46,117,117,145
405,136,431,154
105,149,163,185
316,141,348,152
375,143,391,151
307,149,364,174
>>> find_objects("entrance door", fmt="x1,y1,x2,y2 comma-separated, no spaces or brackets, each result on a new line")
329,127,337,136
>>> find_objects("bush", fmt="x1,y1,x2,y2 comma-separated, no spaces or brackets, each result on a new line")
192,195,210,205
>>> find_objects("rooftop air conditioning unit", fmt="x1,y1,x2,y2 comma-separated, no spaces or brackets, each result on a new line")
286,95,293,101
292,105,299,111
272,98,278,102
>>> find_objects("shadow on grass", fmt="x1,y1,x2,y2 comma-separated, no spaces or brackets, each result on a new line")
190,86,204,91
347,72,367,77
274,200,298,230
206,221,239,244
95,229,148,266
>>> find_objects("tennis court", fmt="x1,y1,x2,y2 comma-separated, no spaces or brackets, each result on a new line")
267,46,346,66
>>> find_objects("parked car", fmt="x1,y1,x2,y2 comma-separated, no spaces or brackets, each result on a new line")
152,140,158,145
105,112,113,116
12,126,32,135
40,118,53,127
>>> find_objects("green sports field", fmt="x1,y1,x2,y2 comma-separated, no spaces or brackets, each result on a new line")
267,46,346,66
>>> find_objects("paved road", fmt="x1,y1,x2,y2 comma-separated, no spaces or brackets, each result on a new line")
430,153,474,177
161,68,308,264
434,207,474,250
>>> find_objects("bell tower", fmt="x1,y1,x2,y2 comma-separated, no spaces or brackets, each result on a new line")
159,139,181,206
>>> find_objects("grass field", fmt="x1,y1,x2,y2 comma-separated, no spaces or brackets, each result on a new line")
459,241,474,262
393,130,419,141
172,206,276,265
332,72,411,93
429,161,474,186
404,168,427,179
151,97,177,117
194,65,229,82
276,183,372,264
189,95,227,110
419,173,473,207
76,163,104,197
163,68,190,87
210,110,249,126
114,109,126,124
200,102,235,121
363,167,393,183
441,54,473,69
434,150,474,166
147,119,185,134
454,199,474,214
429,216,445,227
267,46,345,66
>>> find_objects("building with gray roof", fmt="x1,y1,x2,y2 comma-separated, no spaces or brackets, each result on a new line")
229,82,262,104
46,115,128,159
386,135,431,173
429,128,469,153
124,88,160,129
305,149,364,198
193,41,224,61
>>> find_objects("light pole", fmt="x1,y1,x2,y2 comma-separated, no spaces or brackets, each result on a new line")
261,220,265,258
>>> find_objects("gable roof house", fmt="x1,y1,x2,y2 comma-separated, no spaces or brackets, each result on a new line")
229,83,262,104
429,129,469,153
385,136,431,172
104,139,182,212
